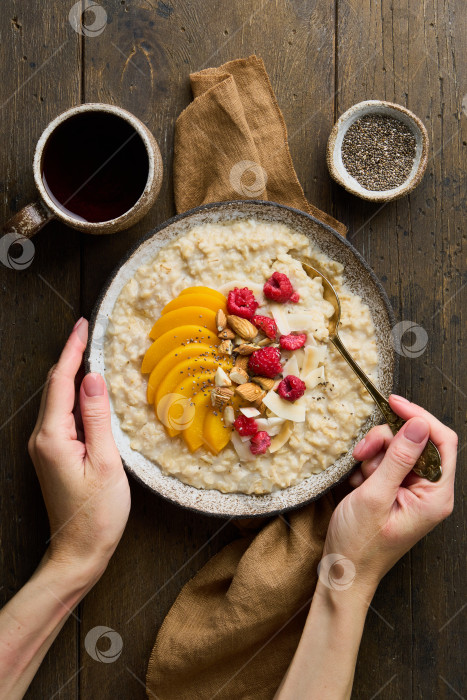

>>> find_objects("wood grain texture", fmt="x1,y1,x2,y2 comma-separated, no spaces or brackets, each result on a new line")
0,2,82,699
0,0,465,698
80,1,337,696
334,1,466,698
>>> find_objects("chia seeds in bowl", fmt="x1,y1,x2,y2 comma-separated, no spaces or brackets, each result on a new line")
326,100,429,203
341,114,416,191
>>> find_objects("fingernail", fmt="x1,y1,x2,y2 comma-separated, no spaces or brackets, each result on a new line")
404,417,429,443
83,373,104,397
391,394,410,404
74,317,88,345
353,437,366,455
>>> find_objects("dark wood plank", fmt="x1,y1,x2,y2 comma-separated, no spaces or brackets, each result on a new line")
0,2,82,698
1,0,463,698
334,0,466,698
80,1,337,696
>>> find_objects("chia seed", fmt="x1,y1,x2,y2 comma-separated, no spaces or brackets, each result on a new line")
341,113,416,191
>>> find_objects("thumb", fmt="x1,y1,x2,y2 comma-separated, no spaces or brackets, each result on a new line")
80,373,119,468
367,417,430,500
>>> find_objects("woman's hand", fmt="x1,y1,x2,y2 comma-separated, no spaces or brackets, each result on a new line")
28,317,131,581
322,395,457,599
276,398,457,700
0,319,131,700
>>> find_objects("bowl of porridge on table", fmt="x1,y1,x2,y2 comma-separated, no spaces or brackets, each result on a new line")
85,201,396,517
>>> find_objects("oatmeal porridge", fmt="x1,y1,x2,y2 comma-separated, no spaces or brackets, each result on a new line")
104,219,379,495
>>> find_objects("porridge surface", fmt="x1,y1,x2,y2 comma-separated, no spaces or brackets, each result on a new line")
104,220,379,494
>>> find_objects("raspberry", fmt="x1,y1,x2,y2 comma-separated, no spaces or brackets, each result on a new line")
263,271,295,303
252,315,277,339
248,346,282,378
277,375,306,402
234,414,258,437
290,291,300,303
250,431,271,455
279,333,307,351
227,287,259,320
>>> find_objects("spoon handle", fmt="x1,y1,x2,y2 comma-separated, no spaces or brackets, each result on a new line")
331,335,442,482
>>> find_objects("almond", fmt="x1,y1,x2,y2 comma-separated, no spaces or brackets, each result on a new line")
223,405,235,427
218,328,236,340
257,337,273,347
237,343,259,355
218,339,233,355
227,315,258,341
229,367,249,385
216,309,227,332
234,355,249,371
211,387,234,410
235,382,265,404
252,376,276,391
215,366,232,387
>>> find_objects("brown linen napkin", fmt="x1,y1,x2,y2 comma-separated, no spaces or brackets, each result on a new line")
146,55,344,699
173,55,347,237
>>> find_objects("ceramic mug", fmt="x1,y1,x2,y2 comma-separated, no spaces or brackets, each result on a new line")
2,103,163,238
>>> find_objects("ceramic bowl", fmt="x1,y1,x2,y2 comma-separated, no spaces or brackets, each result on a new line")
85,201,397,518
326,100,429,202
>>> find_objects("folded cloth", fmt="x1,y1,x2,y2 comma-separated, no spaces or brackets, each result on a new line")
146,55,344,700
146,500,334,700
173,55,347,237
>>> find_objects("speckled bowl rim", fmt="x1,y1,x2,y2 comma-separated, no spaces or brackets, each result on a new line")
326,100,429,202
85,201,398,518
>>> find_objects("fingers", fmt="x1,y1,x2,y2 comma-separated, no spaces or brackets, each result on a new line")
353,424,393,461
80,373,121,470
366,417,430,501
348,468,364,488
30,366,55,440
349,449,386,488
350,425,393,489
41,319,88,432
389,395,458,479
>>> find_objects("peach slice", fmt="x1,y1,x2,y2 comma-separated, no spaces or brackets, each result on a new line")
141,325,219,374
180,286,225,304
182,388,213,453
157,371,216,438
155,357,233,415
203,410,232,455
146,343,217,404
161,293,226,316
149,308,217,340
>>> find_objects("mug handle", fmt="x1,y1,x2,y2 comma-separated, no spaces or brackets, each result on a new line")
2,201,53,239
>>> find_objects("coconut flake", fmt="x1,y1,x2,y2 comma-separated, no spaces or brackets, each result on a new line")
304,366,326,390
287,313,315,332
255,417,285,436
231,431,255,461
282,355,299,378
270,304,290,335
263,391,306,422
240,406,261,418
301,345,326,378
269,421,293,453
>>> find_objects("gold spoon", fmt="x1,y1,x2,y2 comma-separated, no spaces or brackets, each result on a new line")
297,258,442,482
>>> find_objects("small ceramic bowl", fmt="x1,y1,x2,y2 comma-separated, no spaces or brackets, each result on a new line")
326,100,429,202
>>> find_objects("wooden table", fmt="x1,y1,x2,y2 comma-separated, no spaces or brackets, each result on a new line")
1,1,465,698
